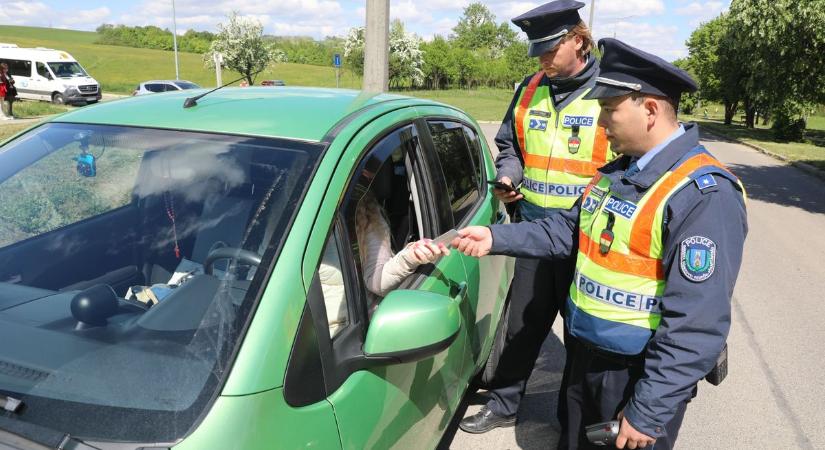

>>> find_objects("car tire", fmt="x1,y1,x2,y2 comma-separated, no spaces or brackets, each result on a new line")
473,301,510,390
52,93,65,105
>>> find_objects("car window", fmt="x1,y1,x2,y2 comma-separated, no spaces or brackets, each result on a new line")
164,83,180,92
427,121,482,225
175,81,199,90
145,83,165,93
0,122,324,442
318,228,349,338
0,132,142,248
36,62,50,79
3,59,31,77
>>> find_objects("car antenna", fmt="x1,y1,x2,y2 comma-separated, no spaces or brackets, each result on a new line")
183,69,265,109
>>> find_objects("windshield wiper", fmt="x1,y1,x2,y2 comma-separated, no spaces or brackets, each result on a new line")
0,415,99,450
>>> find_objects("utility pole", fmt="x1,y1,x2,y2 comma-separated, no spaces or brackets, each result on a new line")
172,0,180,80
588,0,595,33
363,0,389,92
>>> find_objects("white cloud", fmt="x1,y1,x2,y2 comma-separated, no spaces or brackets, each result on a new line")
0,1,50,25
595,21,685,60
676,1,724,15
60,7,111,27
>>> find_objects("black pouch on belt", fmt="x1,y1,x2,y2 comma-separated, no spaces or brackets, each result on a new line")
705,343,728,386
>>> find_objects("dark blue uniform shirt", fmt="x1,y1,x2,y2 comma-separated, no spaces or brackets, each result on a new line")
489,123,748,437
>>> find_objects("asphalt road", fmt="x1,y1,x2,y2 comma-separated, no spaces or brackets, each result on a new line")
439,123,825,449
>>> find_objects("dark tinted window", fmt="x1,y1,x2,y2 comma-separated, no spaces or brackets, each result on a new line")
3,59,31,77
174,81,199,90
144,83,165,93
36,62,50,79
428,121,481,225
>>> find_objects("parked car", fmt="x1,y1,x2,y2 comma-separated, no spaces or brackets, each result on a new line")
0,87,513,450
0,43,102,105
260,79,286,86
132,79,201,95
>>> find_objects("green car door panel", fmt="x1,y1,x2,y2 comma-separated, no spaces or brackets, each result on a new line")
364,289,462,359
174,388,342,450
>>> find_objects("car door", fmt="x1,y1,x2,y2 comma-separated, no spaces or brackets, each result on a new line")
298,110,472,449
416,111,513,380
30,62,55,101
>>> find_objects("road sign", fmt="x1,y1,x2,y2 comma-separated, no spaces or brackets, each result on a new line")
334,54,341,68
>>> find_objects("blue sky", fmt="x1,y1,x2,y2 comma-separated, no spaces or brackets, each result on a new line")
1,1,729,61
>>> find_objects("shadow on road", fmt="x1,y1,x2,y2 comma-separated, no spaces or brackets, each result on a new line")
700,132,825,215
438,332,567,449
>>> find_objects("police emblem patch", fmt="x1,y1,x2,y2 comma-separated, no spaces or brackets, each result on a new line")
680,236,716,282
529,118,548,131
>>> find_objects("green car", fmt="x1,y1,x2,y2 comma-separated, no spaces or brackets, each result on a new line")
0,87,514,449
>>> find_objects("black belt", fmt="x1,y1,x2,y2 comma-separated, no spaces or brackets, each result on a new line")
576,339,643,367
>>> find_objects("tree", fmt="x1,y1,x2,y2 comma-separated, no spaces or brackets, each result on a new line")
421,36,456,89
452,3,498,50
343,22,425,88
726,0,825,137
204,12,286,85
388,20,425,88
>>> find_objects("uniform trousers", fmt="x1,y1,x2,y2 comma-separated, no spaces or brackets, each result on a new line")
486,254,575,419
563,337,689,450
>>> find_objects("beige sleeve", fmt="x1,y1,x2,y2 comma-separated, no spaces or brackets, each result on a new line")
356,197,420,298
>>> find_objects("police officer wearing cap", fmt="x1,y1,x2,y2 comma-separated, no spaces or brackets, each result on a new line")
459,0,616,435
452,38,747,449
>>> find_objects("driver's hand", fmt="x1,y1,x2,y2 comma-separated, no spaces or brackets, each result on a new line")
494,176,523,204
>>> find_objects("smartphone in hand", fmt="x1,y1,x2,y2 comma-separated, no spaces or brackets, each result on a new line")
486,180,517,192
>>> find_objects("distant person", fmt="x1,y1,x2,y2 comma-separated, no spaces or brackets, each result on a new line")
0,63,15,120
239,80,250,87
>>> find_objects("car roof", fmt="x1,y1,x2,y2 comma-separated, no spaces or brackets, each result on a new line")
141,80,195,85
51,87,451,142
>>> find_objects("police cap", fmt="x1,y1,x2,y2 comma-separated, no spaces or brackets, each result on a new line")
512,0,585,57
584,38,698,102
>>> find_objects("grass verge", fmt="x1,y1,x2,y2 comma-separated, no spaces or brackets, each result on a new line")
686,116,825,171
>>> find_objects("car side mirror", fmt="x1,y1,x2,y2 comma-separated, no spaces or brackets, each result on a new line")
363,289,461,364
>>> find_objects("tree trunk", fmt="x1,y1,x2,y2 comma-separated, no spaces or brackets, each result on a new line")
724,100,738,126
743,97,756,128
761,110,770,126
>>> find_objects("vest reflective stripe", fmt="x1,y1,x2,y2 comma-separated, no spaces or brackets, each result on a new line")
514,71,544,155
569,149,740,355
629,153,732,255
513,71,613,209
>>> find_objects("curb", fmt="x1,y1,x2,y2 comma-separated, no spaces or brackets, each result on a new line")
701,126,825,182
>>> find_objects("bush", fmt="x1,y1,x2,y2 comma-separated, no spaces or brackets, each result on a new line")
772,111,806,141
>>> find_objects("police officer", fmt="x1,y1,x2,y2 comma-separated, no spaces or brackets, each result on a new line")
453,38,748,449
458,0,615,435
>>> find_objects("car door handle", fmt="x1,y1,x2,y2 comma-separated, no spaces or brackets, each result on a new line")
454,281,468,301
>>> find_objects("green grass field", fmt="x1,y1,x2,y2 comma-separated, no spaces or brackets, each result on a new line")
0,25,512,121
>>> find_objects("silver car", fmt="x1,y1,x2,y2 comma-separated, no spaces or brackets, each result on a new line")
132,80,201,96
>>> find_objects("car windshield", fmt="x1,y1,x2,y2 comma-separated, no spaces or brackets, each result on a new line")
174,81,200,90
47,62,87,78
0,123,322,443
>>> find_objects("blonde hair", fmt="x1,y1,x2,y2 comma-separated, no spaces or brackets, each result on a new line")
562,21,594,57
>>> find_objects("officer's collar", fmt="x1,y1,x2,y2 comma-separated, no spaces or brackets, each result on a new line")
620,123,700,189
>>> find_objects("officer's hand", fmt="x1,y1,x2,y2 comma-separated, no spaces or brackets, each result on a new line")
615,410,656,449
493,176,523,204
451,226,492,258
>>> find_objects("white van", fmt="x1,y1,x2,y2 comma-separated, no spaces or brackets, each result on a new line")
0,44,102,105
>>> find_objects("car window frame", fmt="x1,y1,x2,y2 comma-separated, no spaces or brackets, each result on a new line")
415,117,489,230
293,120,447,397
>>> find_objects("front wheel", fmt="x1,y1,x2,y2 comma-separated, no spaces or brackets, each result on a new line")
52,93,65,105
473,302,510,390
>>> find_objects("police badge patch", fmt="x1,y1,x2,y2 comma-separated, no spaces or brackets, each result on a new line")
680,236,716,282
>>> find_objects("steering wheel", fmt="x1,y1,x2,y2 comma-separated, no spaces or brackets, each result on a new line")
204,247,262,275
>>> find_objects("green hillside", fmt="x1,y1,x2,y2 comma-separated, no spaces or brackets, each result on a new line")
0,25,363,93
0,25,511,120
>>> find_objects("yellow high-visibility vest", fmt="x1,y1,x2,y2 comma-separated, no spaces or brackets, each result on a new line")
514,71,615,209
567,149,745,355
